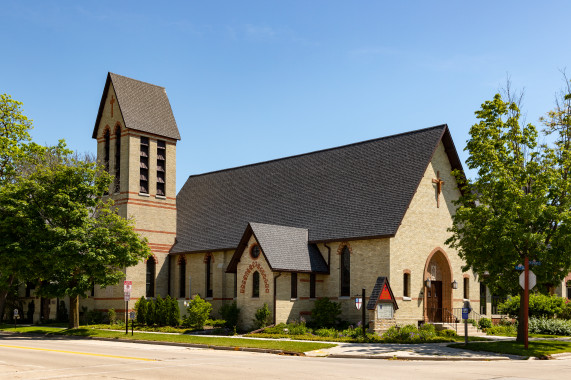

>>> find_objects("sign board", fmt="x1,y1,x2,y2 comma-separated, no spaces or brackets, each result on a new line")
462,307,470,320
124,292,131,301
355,297,362,310
376,303,394,319
13,309,19,318
515,264,525,271
123,281,132,293
129,311,136,320
519,271,536,290
379,283,392,301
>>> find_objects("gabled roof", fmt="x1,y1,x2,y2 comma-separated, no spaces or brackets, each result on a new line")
366,277,398,311
226,223,329,273
93,72,181,140
172,125,463,254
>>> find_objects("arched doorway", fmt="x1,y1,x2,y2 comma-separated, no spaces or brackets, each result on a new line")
423,248,453,322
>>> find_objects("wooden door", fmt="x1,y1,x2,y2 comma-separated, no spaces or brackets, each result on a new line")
427,281,442,322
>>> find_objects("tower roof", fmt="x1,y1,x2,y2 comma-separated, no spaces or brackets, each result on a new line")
93,72,181,140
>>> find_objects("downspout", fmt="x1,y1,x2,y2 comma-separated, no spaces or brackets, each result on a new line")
273,272,282,325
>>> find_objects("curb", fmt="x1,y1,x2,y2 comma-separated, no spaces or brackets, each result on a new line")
327,354,511,361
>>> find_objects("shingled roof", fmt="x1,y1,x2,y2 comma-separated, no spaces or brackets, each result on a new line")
226,223,329,273
93,72,181,140
172,125,462,254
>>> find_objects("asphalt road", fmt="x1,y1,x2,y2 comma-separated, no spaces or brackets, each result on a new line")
1,335,571,380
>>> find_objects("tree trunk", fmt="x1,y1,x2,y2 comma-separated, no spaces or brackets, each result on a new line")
69,295,80,329
516,289,526,343
0,275,15,322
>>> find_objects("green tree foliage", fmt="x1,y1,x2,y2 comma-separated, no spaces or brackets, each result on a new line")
0,93,32,184
310,297,342,328
0,151,151,328
253,303,271,329
165,295,180,326
498,294,566,319
183,295,212,329
447,81,571,342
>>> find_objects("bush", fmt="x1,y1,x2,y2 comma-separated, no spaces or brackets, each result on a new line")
135,297,147,325
498,294,566,319
145,298,156,325
314,328,339,338
382,324,437,342
438,329,457,337
220,301,240,330
478,317,492,330
107,309,117,325
165,295,180,326
85,309,105,324
485,325,517,336
253,303,271,329
286,320,309,335
183,295,212,329
529,317,571,336
310,298,341,328
559,302,571,320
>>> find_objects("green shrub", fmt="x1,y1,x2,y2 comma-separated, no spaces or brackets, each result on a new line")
559,303,571,320
107,309,116,325
183,295,212,329
310,298,341,328
134,297,147,325
485,325,517,336
529,317,571,336
253,303,271,329
438,329,457,337
498,294,566,319
382,324,436,342
286,320,309,335
262,323,287,334
314,328,339,338
220,301,240,330
155,295,166,326
85,309,105,324
341,325,362,338
145,298,156,326
478,317,492,330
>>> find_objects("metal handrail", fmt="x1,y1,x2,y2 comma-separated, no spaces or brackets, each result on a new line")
442,308,458,333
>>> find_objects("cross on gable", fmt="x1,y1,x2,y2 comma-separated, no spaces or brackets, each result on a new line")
432,171,445,208
109,95,115,118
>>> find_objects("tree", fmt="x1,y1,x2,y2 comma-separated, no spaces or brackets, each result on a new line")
446,81,571,342
0,152,151,328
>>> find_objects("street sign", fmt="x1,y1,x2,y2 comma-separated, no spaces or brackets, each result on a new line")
129,311,136,320
13,309,19,318
519,270,536,290
355,297,362,310
462,307,470,319
124,292,131,301
515,264,525,271
124,280,132,292
530,260,541,266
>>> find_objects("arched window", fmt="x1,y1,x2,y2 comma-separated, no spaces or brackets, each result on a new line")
179,257,186,298
103,128,110,173
252,271,260,298
146,259,155,297
114,126,121,193
340,246,350,297
205,255,213,298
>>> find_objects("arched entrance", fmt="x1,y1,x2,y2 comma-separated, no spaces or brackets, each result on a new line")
423,248,453,322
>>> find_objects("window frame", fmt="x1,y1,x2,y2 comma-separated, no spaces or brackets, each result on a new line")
340,246,350,297
463,277,470,300
146,259,156,297
310,273,316,299
179,258,186,298
403,272,410,298
291,272,298,299
252,271,260,298
205,255,213,298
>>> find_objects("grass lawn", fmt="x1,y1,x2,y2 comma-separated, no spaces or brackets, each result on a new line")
0,325,335,354
245,332,489,344
449,340,571,358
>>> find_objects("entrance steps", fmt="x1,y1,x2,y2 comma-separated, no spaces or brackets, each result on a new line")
431,322,487,337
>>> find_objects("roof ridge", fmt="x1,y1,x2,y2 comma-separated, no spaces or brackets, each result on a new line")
109,72,166,90
185,124,448,180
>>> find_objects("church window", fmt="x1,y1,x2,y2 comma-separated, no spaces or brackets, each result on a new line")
252,271,260,298
250,244,260,259
179,257,186,298
90,281,95,297
463,277,469,300
104,129,110,172
114,126,121,193
291,273,297,299
566,280,571,299
340,246,350,297
140,137,149,194
157,140,166,196
403,273,410,298
205,255,213,298
310,273,316,299
146,259,156,297
480,282,487,315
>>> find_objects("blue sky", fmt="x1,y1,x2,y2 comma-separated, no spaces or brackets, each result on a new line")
2,1,570,191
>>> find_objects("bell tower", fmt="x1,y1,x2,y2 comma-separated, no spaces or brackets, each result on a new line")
91,72,181,316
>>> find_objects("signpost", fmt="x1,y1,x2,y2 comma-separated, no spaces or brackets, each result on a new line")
124,281,132,335
355,290,366,337
462,301,471,346
519,258,537,349
13,309,19,329
129,311,136,336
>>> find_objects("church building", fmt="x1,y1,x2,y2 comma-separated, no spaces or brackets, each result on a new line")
88,72,479,330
